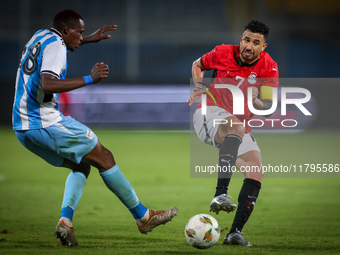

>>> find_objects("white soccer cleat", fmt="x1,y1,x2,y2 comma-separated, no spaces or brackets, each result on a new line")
210,194,236,215
223,230,253,247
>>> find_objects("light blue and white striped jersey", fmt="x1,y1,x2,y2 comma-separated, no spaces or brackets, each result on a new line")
13,28,67,130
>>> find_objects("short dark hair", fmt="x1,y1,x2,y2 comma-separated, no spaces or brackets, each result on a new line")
244,20,269,40
53,9,83,31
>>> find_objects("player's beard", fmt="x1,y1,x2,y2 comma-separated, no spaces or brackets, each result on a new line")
241,50,257,64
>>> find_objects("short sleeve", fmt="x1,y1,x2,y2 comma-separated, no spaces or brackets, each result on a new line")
41,40,66,78
260,59,279,88
201,46,219,71
264,62,279,79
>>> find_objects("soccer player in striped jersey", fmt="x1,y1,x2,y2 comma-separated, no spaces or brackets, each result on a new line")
188,20,279,247
13,9,177,246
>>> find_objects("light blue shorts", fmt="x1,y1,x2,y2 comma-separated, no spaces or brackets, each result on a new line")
15,116,98,166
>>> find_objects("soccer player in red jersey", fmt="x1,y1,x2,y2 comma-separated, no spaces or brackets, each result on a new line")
188,20,279,246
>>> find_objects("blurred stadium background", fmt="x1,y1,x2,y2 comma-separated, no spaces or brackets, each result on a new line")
0,0,339,128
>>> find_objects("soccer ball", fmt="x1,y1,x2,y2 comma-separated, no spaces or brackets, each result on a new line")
184,214,220,249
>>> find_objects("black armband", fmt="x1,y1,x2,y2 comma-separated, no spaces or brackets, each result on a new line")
200,57,207,70
262,100,272,110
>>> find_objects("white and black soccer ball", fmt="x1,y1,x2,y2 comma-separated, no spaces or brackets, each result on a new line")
184,214,220,249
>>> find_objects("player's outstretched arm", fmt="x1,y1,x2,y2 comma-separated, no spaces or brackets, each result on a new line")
187,58,206,106
187,87,204,106
80,25,117,45
41,62,109,94
192,58,205,86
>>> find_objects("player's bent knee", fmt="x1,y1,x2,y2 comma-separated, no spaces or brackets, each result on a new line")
218,120,244,139
243,172,263,181
100,146,115,168
227,124,245,139
83,142,116,172
242,164,264,180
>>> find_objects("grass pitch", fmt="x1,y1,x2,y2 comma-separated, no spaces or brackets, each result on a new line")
0,128,339,254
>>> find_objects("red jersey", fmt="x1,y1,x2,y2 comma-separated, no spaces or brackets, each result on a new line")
199,44,279,133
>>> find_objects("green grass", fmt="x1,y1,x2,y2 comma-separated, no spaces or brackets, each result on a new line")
0,128,340,254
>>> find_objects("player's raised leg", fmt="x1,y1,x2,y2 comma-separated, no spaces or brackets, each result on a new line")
223,150,263,247
83,141,178,235
210,116,244,214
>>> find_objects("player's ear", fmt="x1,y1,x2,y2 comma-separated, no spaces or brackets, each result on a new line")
262,42,267,51
63,26,70,35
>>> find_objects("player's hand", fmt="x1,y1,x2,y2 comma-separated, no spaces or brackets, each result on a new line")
251,87,259,102
187,87,204,106
82,25,117,44
90,62,109,84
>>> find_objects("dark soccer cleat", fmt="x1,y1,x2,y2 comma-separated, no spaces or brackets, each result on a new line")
223,230,253,247
54,220,79,246
210,194,236,215
137,207,178,234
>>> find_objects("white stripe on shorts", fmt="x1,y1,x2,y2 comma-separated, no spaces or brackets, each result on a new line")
54,122,75,135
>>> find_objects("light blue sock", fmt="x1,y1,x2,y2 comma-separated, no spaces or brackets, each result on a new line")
100,165,147,219
60,171,87,221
